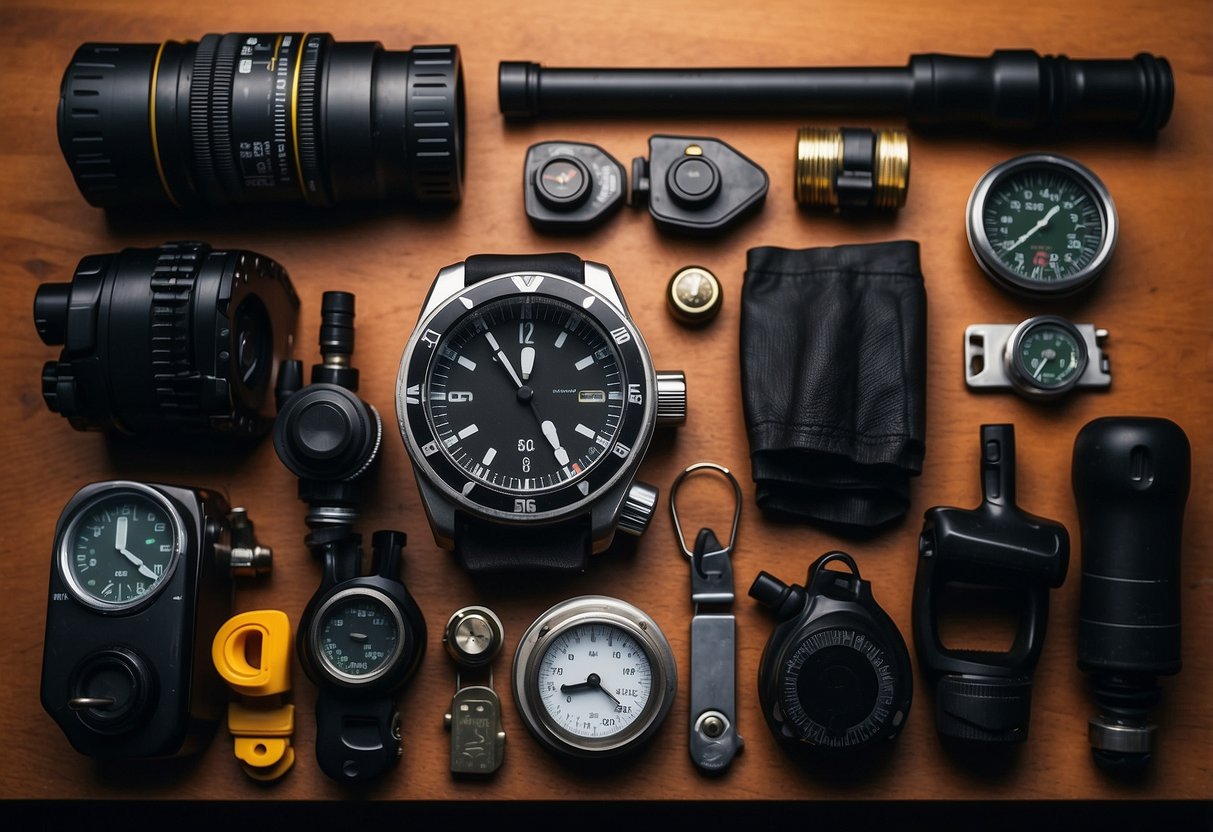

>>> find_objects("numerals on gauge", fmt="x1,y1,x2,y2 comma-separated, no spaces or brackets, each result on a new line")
536,622,653,739
982,171,1103,283
423,296,626,494
318,594,400,678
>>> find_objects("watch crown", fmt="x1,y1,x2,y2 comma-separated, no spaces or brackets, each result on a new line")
618,481,659,537
655,370,687,426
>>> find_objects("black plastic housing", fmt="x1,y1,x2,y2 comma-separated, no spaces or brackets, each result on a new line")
914,424,1069,745
35,242,298,437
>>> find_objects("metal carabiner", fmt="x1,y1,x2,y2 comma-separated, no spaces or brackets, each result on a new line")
669,462,742,561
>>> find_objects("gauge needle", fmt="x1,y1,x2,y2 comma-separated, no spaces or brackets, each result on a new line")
561,673,621,706
541,420,570,467
520,346,535,381
485,332,524,389
115,516,159,581
1004,205,1060,252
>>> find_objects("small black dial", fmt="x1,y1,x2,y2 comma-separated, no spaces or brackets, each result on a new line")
316,590,403,681
536,157,591,208
967,154,1117,298
61,488,181,610
423,295,624,495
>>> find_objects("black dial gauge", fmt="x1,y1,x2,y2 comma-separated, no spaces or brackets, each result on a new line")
535,157,591,208
399,272,654,523
1006,315,1090,398
311,588,406,685
59,483,184,611
967,154,1117,298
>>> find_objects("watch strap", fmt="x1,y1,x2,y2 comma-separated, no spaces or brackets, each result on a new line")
463,252,584,284
314,691,399,783
454,512,591,573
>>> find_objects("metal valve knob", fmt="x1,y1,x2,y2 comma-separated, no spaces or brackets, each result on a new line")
656,371,687,426
618,481,660,537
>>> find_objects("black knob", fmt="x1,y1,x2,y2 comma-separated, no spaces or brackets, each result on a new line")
274,385,379,482
667,155,721,207
34,283,72,346
68,648,156,733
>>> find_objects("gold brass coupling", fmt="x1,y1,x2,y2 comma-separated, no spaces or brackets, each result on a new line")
212,610,295,781
794,126,909,211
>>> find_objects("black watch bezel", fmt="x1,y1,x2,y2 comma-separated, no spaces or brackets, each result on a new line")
397,270,655,524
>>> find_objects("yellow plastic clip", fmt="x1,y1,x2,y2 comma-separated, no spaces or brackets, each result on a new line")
212,610,295,781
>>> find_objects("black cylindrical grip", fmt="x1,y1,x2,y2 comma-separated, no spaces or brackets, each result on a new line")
1073,417,1190,676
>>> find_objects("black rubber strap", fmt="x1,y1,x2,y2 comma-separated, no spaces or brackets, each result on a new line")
454,512,591,573
455,252,590,572
463,253,584,284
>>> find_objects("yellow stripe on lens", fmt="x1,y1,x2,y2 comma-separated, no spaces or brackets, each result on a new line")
149,40,181,208
291,33,309,199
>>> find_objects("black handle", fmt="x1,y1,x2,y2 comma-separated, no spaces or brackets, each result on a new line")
500,50,1173,137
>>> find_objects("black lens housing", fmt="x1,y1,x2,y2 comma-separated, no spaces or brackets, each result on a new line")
35,241,299,436
58,34,464,210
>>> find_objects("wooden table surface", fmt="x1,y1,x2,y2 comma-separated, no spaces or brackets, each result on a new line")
1,0,1210,806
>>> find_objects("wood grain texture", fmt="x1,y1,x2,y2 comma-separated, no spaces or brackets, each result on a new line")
1,0,1210,804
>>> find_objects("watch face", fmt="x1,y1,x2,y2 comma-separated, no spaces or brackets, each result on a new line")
59,484,184,611
398,271,655,522
313,588,406,684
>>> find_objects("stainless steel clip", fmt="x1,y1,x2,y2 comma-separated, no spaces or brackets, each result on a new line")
669,462,744,773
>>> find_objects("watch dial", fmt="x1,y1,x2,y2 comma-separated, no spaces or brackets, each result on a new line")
537,621,653,739
425,296,624,494
317,593,401,680
63,490,179,609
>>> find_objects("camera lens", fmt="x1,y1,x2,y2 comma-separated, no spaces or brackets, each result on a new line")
58,34,464,210
35,241,299,436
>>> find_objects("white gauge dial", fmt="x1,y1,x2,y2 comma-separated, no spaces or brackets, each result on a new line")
536,621,653,739
513,596,677,758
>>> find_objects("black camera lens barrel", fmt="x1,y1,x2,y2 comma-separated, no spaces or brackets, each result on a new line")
59,34,464,210
499,50,1173,137
35,241,299,436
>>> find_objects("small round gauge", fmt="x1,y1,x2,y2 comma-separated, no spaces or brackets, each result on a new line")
666,265,722,325
1005,315,1090,399
535,157,591,208
513,596,676,759
967,153,1117,298
59,483,185,611
312,588,405,684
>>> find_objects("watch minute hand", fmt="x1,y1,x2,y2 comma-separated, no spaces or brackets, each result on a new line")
118,545,159,581
541,420,570,467
484,332,524,388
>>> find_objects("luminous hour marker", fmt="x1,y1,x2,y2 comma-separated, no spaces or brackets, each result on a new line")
574,355,595,371
462,482,475,496
457,355,477,371
555,332,568,349
458,424,480,440
575,423,595,438
482,448,498,466
577,482,590,495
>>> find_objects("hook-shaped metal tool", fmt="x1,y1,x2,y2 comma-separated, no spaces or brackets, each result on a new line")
669,461,744,774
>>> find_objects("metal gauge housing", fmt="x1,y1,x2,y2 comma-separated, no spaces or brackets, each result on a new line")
1006,315,1088,397
58,482,187,611
967,153,1117,298
397,269,655,524
512,596,677,759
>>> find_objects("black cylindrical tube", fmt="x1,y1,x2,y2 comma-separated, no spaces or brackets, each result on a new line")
1074,417,1189,676
499,50,1173,138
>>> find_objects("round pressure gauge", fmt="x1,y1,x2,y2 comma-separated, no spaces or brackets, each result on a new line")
967,153,1117,298
512,596,677,759
1005,315,1090,399
58,481,186,611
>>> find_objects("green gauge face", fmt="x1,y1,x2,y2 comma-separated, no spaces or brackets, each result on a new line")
317,591,403,681
1015,321,1087,390
61,489,180,609
968,154,1117,298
